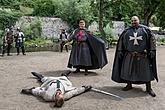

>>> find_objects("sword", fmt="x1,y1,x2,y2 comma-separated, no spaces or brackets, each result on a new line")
91,88,123,100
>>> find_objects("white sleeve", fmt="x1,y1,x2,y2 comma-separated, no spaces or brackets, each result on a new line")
32,87,46,97
64,87,85,101
21,32,24,36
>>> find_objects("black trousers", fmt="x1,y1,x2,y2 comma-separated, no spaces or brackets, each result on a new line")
17,46,25,55
60,41,68,52
2,44,12,55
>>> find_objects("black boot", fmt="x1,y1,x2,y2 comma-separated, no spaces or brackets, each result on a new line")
17,48,20,55
21,87,35,95
22,47,26,55
65,45,68,52
31,72,44,82
61,71,71,77
84,69,88,75
122,83,132,91
7,45,11,56
146,82,156,97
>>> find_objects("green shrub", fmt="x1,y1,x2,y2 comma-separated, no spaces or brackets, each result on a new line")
157,38,165,43
0,30,4,45
21,18,42,41
21,24,32,41
0,10,22,30
104,23,113,43
25,37,53,48
30,19,42,37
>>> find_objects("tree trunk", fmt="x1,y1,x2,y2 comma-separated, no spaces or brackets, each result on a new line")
144,12,151,26
99,0,106,41
143,1,160,26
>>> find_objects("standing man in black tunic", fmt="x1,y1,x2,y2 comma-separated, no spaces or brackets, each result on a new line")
111,16,158,97
67,20,108,75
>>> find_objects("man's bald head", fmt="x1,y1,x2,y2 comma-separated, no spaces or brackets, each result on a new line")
131,16,140,27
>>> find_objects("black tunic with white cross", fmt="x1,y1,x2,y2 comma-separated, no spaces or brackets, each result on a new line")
111,25,157,83
122,26,148,52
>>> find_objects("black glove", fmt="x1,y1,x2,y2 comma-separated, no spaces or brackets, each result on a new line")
149,51,156,59
118,51,123,59
82,85,92,92
61,71,71,77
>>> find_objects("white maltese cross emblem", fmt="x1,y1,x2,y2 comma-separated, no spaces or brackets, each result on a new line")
129,32,143,45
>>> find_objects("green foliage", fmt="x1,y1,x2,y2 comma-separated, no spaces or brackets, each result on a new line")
25,37,53,48
33,0,55,16
18,0,36,8
0,10,22,29
0,0,16,7
108,0,141,26
1,0,165,42
93,31,101,38
20,6,33,15
21,23,32,41
63,0,93,30
104,23,113,42
156,38,165,46
30,19,42,38
31,0,94,31
155,0,165,29
21,18,42,41
49,37,59,43
0,29,3,45
157,38,165,43
0,29,3,36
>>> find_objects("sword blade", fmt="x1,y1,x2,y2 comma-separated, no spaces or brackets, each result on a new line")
91,88,123,100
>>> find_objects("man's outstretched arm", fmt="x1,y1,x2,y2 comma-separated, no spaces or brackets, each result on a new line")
64,86,91,101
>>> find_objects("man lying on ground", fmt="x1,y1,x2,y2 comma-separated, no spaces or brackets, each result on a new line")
21,71,91,107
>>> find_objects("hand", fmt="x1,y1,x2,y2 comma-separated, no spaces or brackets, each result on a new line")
118,51,123,59
82,85,92,92
150,51,156,58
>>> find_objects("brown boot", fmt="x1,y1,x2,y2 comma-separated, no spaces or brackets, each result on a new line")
146,82,156,97
122,83,132,91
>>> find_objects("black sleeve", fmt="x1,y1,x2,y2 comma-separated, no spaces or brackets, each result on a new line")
60,34,62,39
146,28,156,58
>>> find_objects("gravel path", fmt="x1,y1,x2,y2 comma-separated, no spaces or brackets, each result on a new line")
0,47,165,110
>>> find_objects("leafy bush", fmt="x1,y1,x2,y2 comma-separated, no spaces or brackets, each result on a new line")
21,18,42,41
0,10,22,30
20,6,34,15
104,23,113,42
0,29,3,44
30,19,42,38
25,37,53,48
49,37,59,43
32,0,94,32
21,24,32,41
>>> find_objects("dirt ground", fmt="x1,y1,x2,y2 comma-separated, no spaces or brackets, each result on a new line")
0,47,165,110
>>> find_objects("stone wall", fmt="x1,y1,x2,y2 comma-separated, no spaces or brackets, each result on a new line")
111,21,125,39
88,21,99,32
15,16,69,38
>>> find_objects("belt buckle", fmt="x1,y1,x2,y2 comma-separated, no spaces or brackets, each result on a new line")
132,51,137,56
